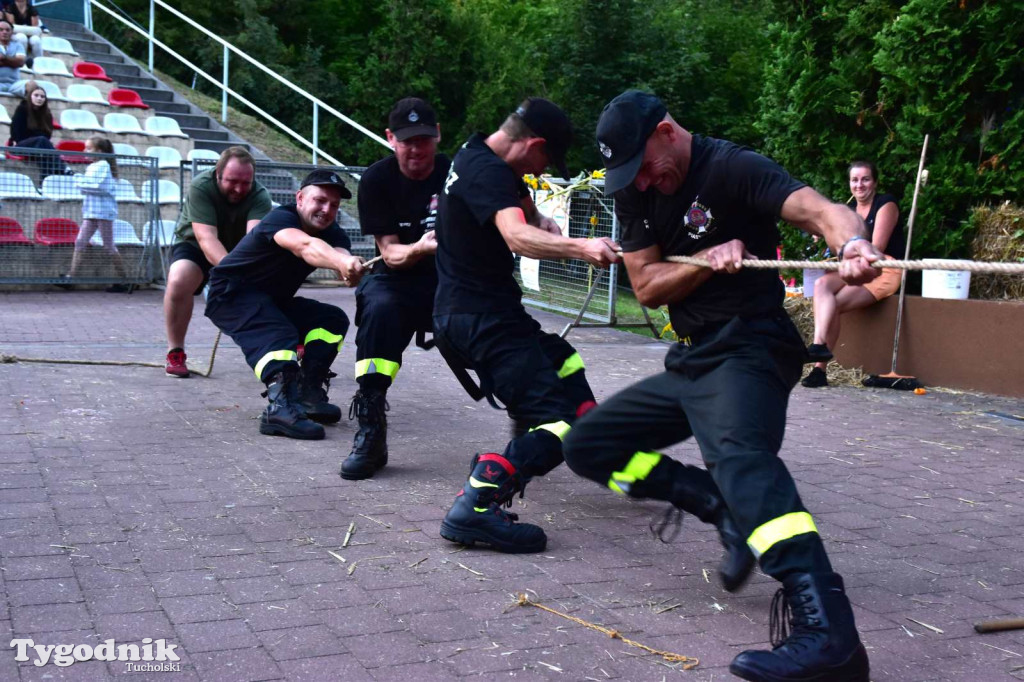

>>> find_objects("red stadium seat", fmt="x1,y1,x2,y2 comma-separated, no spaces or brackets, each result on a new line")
5,139,29,162
0,217,31,244
56,140,91,164
72,62,113,83
34,218,79,245
108,88,149,110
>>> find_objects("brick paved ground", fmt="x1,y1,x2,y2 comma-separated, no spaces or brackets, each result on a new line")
1,287,1023,681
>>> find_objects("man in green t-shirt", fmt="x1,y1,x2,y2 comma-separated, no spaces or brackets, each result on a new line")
163,146,273,377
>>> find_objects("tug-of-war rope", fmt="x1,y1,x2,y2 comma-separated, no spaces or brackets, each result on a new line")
514,592,699,669
661,255,1024,274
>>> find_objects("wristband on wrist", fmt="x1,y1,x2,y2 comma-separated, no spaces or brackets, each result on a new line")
838,235,868,260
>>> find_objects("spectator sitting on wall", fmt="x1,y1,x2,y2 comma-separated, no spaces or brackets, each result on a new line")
0,20,27,96
3,0,40,67
801,160,906,388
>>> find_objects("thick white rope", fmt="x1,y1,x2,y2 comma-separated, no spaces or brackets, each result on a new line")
661,256,1024,274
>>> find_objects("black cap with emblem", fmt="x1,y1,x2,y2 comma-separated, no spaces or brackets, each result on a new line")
595,90,667,195
300,169,352,199
515,97,573,180
388,97,440,141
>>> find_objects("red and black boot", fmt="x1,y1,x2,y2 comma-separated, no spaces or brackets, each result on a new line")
439,453,546,553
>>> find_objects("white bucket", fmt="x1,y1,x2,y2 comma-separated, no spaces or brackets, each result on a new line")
802,268,826,298
921,259,971,300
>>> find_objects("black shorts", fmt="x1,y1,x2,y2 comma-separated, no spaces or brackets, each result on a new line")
170,241,213,295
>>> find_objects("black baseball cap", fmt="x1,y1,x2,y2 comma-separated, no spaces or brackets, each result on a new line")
596,90,667,194
515,97,572,179
300,169,352,199
388,97,439,141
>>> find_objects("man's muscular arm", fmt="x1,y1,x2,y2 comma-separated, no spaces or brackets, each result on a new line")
376,231,436,270
495,207,619,267
273,227,365,285
192,223,229,266
520,195,561,235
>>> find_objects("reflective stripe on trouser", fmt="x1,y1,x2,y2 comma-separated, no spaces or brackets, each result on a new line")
608,451,661,495
305,328,344,350
355,358,401,380
530,420,571,441
747,511,819,559
255,350,298,381
557,352,584,379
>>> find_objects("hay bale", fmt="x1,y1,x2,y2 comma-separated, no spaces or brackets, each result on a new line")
784,296,865,387
969,203,1024,300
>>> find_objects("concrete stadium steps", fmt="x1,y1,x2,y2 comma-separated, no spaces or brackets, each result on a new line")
47,18,255,158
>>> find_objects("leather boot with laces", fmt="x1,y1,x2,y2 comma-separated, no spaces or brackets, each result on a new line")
340,390,389,480
259,367,325,440
669,477,755,592
298,367,342,424
730,572,869,682
439,453,546,553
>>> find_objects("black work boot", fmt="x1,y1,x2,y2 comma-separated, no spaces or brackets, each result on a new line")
259,368,325,440
340,390,389,480
439,453,546,553
671,478,755,592
730,572,869,682
297,365,342,424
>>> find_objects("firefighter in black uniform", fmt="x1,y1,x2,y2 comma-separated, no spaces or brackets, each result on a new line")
205,170,365,441
433,97,621,553
341,98,451,480
562,91,879,682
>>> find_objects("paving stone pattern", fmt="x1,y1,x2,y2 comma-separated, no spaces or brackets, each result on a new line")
2,289,1023,681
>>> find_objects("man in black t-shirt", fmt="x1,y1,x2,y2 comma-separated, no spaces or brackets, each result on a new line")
340,97,451,480
205,170,365,441
434,98,620,554
562,91,881,682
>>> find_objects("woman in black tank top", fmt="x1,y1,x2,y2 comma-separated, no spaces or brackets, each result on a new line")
802,160,904,388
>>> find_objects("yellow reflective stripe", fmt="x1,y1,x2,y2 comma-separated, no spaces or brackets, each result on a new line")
747,512,819,558
469,476,498,489
557,352,585,379
305,328,344,349
531,421,571,441
354,358,401,380
608,451,662,495
473,507,489,513
254,350,298,381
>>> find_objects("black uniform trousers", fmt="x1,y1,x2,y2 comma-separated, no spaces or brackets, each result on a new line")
433,306,595,478
205,289,349,383
562,313,832,580
354,274,434,392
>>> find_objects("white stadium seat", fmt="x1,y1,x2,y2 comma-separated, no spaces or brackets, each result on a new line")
59,108,104,131
41,175,83,201
0,106,10,124
141,179,180,205
90,220,144,247
66,83,107,105
186,149,220,162
113,178,142,202
145,145,183,170
104,113,146,135
41,37,79,56
144,220,178,246
0,172,42,199
30,57,72,78
144,116,187,138
35,80,67,102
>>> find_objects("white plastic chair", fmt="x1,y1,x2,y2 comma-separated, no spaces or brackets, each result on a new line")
144,219,178,246
89,220,143,247
30,57,72,78
104,113,146,135
34,80,66,102
41,175,83,201
41,37,78,56
66,83,106,105
144,116,187,138
186,148,220,162
112,142,147,165
0,172,42,199
145,145,183,170
141,179,180,205
59,108,103,131
0,106,10,124
113,178,142,202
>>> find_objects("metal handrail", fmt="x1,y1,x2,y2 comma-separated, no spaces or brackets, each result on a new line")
87,0,389,165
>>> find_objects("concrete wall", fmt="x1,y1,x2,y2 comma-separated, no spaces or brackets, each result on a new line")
834,295,1024,398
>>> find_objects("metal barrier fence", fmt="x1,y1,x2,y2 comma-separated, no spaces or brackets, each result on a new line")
0,146,160,286
178,159,368,282
516,176,659,338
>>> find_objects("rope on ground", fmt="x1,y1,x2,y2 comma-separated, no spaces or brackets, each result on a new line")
0,355,163,368
514,593,699,669
662,256,1024,274
202,330,222,378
